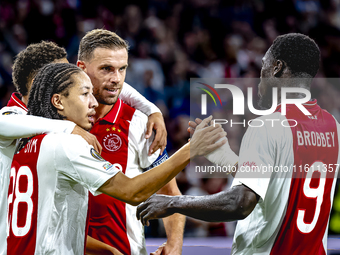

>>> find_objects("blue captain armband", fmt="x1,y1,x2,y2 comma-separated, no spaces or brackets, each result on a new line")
143,149,169,172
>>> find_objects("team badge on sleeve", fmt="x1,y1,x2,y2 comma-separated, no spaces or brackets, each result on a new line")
2,111,15,115
90,148,106,161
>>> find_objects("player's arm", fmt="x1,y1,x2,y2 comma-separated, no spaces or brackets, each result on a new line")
0,112,101,152
156,178,185,255
86,236,123,255
137,115,277,225
188,118,239,174
0,108,75,140
99,116,226,206
137,184,259,225
119,82,167,155
119,82,161,116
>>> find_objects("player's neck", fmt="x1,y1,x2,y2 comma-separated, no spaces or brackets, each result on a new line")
94,103,113,121
22,95,28,106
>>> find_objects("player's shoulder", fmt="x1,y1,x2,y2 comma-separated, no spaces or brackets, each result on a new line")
0,106,26,116
248,112,285,131
128,109,150,146
42,132,89,153
245,112,289,143
129,109,148,132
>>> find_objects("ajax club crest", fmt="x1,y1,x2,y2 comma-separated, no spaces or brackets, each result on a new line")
103,133,122,152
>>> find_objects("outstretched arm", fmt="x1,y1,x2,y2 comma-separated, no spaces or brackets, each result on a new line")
119,82,167,155
99,116,227,206
136,184,259,226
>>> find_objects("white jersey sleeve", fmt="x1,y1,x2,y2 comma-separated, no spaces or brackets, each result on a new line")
231,113,285,201
129,110,159,169
49,133,120,196
120,82,161,116
0,108,76,148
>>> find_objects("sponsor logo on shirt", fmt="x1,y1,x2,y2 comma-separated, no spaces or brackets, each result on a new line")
102,133,122,152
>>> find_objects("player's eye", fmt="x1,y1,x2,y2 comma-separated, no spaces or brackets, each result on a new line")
102,66,111,71
83,92,89,96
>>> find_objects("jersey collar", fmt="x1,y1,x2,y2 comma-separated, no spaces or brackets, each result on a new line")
7,92,27,112
101,98,122,124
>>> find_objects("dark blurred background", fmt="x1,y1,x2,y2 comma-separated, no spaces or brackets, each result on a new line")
1,0,340,238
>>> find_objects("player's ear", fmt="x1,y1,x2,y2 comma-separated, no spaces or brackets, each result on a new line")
51,94,64,111
273,60,285,77
77,60,86,72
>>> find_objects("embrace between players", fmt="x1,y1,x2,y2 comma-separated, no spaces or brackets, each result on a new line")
0,30,338,255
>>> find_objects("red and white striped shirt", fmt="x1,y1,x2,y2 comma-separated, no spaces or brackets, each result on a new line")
231,100,339,255
88,99,160,255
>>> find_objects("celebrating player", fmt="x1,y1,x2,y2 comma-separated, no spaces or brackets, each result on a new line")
137,33,339,254
77,29,185,255
0,40,168,255
0,41,88,255
6,62,225,254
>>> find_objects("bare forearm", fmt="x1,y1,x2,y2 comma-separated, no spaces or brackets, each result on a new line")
168,186,257,222
100,144,190,205
158,179,185,250
163,213,185,251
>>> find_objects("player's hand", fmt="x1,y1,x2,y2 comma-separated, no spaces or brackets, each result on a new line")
137,194,174,226
146,112,167,156
72,125,102,154
187,118,203,136
150,241,181,255
190,116,227,158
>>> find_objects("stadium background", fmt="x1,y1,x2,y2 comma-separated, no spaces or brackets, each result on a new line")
0,0,340,245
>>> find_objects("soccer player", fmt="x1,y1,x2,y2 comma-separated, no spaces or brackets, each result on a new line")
6,62,225,254
0,40,167,255
137,33,339,254
0,41,95,255
77,29,185,255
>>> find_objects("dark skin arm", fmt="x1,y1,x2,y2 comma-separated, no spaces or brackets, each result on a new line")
137,184,259,226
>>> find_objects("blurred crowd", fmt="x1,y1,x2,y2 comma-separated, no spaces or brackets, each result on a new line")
1,0,340,238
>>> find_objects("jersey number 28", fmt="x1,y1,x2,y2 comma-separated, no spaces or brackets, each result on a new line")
7,166,34,237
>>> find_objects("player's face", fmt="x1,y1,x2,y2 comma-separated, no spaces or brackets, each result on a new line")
59,72,98,131
258,49,275,109
82,47,128,106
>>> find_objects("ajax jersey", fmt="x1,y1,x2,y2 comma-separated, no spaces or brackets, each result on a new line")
232,100,340,255
88,99,162,255
7,133,119,255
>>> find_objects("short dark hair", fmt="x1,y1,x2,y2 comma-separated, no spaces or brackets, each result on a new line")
78,29,129,61
12,41,67,96
270,33,320,77
27,63,82,120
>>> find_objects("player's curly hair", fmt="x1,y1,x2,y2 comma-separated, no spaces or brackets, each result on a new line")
270,33,320,78
27,63,82,120
78,29,129,61
12,41,67,96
